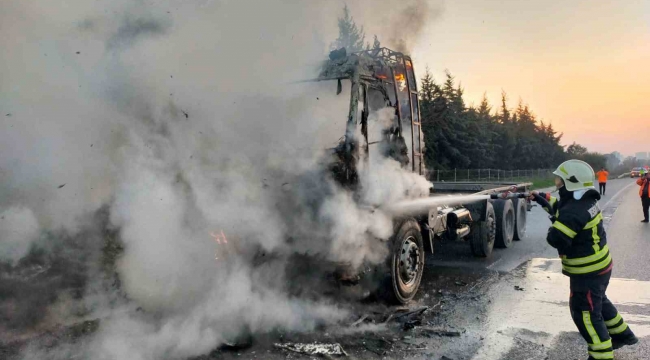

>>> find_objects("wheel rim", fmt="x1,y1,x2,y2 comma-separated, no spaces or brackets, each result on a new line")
398,236,420,287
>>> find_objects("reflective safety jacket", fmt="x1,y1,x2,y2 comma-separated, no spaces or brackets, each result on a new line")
637,178,650,198
539,189,612,277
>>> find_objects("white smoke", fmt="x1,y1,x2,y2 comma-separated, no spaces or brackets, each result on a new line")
0,0,437,359
0,207,40,265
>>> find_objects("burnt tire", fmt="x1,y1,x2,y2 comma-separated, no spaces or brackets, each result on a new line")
387,219,425,304
470,202,496,257
493,199,515,248
513,198,527,241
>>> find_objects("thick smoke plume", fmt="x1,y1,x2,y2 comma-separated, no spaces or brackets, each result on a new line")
345,0,444,53
0,0,437,359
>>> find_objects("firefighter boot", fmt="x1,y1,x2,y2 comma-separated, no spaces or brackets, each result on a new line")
611,331,638,349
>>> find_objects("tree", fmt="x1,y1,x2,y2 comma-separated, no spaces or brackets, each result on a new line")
567,142,588,158
372,35,381,49
331,5,366,53
416,66,591,175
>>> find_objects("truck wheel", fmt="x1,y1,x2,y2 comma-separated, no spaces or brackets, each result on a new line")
387,219,425,304
513,198,527,241
470,202,496,257
493,199,515,248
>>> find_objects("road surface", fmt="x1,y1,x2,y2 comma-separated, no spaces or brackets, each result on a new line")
407,177,649,360
6,179,645,360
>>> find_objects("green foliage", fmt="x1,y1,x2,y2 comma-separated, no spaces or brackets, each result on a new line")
567,142,588,157
419,69,568,171
331,5,366,53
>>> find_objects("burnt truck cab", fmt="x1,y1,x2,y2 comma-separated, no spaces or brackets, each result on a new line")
318,47,425,186
313,48,524,304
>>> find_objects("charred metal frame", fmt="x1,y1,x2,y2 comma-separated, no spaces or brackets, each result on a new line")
315,47,425,177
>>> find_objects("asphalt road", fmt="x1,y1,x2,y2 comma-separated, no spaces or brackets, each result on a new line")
16,178,632,360
198,178,649,360
204,178,648,360
413,177,650,360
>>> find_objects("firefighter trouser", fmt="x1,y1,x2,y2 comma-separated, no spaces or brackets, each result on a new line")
642,197,650,221
570,271,632,359
599,182,606,195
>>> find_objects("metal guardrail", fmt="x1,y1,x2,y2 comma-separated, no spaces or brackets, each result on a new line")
427,169,555,183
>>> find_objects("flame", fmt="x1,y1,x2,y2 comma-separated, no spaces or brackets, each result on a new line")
210,230,228,244
210,230,229,260
395,73,407,91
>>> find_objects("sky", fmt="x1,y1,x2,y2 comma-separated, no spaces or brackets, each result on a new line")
405,0,650,157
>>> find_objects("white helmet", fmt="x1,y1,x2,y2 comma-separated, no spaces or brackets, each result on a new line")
553,159,596,192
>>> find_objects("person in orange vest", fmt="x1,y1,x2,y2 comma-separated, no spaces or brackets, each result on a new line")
637,169,650,223
596,168,609,196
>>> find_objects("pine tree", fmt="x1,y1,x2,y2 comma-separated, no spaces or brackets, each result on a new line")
331,5,366,53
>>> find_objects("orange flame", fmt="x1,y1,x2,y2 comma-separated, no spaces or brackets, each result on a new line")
394,73,405,82
210,230,228,244
210,230,229,260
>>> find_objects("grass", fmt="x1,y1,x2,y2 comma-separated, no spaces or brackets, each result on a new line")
530,177,556,190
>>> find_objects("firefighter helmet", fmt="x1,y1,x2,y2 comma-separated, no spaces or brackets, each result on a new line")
553,159,596,192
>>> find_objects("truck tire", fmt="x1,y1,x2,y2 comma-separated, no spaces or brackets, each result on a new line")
470,202,496,257
513,198,527,241
387,219,425,304
493,199,515,248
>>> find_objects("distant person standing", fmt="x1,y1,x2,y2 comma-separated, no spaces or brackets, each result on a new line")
596,167,609,196
637,169,650,223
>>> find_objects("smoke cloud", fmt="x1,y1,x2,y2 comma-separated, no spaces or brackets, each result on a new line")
344,0,445,53
0,0,438,359
0,207,40,265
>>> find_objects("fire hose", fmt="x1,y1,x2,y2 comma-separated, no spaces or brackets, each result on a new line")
489,186,555,220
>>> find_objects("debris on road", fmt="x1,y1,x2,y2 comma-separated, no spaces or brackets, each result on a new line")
274,342,348,357
350,314,369,327
182,110,189,119
419,326,464,337
514,285,525,291
58,184,66,189
455,280,467,286
389,306,429,322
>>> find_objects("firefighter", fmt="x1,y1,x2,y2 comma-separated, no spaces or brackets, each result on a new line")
530,159,637,360
637,169,650,223
596,167,609,196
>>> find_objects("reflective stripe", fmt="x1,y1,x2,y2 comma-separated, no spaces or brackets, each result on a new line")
583,213,603,229
605,313,622,327
588,351,614,359
553,221,577,238
592,226,601,253
609,322,629,335
563,254,612,274
562,245,609,266
583,311,601,345
582,212,603,253
560,165,569,175
589,339,613,351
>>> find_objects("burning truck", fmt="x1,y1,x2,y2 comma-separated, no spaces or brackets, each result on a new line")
307,47,532,304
